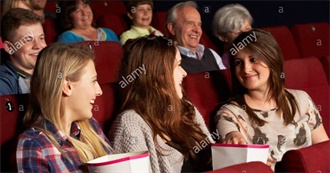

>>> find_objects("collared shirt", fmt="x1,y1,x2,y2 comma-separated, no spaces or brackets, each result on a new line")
120,25,163,45
0,60,30,95
178,44,226,70
17,117,112,173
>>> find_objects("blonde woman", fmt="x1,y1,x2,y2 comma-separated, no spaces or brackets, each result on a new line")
16,43,114,172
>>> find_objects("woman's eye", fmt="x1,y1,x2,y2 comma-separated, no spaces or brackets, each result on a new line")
234,60,243,66
250,58,258,63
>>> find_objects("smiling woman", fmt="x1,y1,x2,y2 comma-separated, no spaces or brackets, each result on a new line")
16,43,114,172
110,35,213,173
215,28,329,170
57,0,120,44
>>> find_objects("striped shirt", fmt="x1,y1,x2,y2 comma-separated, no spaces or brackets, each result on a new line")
17,117,112,172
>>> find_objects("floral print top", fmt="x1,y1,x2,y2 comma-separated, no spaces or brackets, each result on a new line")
215,89,322,170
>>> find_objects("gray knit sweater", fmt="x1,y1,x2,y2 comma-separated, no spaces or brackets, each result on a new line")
109,108,213,173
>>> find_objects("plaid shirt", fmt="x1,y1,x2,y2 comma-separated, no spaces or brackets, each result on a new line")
16,117,112,173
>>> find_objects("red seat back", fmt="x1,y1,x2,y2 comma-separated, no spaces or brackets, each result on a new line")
291,23,330,58
43,18,58,44
262,25,301,59
74,41,123,84
97,14,128,37
151,11,168,37
0,94,28,172
92,83,120,133
90,1,126,21
183,70,232,129
319,56,330,85
44,1,58,14
284,57,330,135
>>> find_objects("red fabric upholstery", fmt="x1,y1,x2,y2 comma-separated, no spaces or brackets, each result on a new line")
284,57,330,135
92,83,120,134
204,161,273,173
91,1,126,21
43,18,58,44
44,1,58,13
97,14,129,37
0,37,3,49
0,94,28,172
183,70,232,129
275,140,330,172
319,56,330,85
291,23,330,58
262,25,301,60
200,32,220,54
74,41,123,84
151,11,168,37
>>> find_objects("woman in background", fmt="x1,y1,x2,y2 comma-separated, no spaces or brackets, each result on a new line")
57,0,120,44
212,3,253,68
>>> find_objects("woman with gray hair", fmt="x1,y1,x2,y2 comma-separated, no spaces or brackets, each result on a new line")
212,4,253,68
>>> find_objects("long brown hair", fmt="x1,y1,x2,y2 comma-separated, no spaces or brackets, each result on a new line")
120,35,208,159
229,28,299,126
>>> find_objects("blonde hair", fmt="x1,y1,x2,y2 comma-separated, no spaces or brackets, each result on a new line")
24,43,112,163
2,0,33,16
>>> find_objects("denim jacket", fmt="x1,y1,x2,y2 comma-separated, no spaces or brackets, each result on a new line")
0,60,29,95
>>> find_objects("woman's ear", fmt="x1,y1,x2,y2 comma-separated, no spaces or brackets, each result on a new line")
62,78,73,96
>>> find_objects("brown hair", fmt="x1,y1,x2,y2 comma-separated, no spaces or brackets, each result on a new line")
120,35,209,160
125,0,154,14
1,8,42,42
229,28,299,126
57,0,94,33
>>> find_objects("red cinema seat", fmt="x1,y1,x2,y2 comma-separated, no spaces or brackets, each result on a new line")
183,70,232,129
204,161,273,173
97,14,128,37
284,57,330,135
262,25,301,60
74,41,123,84
151,11,168,37
44,1,58,14
90,1,126,21
92,83,120,133
0,37,4,49
275,140,330,173
319,56,330,85
200,32,220,54
291,23,330,58
0,94,28,172
43,18,58,44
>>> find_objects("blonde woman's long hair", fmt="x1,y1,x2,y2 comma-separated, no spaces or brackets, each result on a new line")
24,43,112,163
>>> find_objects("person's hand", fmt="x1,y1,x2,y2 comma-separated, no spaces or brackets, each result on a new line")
223,131,247,144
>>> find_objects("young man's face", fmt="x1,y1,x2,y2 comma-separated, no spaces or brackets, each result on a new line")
4,23,47,75
129,4,153,29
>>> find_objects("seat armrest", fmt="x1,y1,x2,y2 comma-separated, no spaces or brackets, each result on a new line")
204,161,273,173
275,140,330,172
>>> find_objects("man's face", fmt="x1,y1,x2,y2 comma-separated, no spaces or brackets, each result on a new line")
170,6,202,52
4,24,46,75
